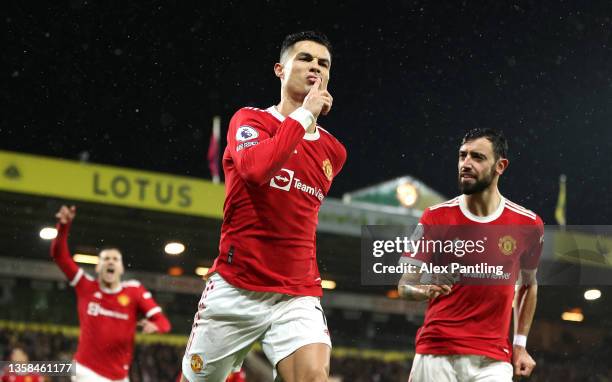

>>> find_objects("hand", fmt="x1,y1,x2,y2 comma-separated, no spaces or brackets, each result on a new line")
55,205,76,225
512,345,536,377
138,319,159,334
302,77,333,118
425,271,457,299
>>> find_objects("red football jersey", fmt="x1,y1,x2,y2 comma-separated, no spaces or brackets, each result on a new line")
402,195,544,362
51,223,171,380
210,106,347,296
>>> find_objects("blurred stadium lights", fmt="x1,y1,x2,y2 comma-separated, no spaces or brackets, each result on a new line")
164,242,185,255
396,181,419,208
561,308,584,322
167,266,183,276
386,290,400,299
321,280,336,290
341,175,445,211
73,254,99,265
584,289,602,301
39,227,58,240
195,267,210,276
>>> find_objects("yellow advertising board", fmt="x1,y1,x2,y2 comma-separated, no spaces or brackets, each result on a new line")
0,150,224,218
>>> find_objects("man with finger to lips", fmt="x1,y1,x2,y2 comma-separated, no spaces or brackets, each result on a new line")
181,31,346,382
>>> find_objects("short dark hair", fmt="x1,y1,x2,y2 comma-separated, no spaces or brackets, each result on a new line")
280,31,332,62
98,246,122,256
461,128,508,160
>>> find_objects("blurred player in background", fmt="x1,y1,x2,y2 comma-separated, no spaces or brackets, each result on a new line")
181,30,346,382
51,205,171,382
1,347,45,382
398,129,543,381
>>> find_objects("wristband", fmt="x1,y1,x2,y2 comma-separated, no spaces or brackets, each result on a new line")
289,107,315,130
513,334,527,347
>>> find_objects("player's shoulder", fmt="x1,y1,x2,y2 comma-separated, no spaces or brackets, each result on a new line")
426,197,461,214
121,279,143,290
231,106,275,134
233,106,272,121
74,268,96,286
317,126,342,144
317,126,346,155
503,198,543,225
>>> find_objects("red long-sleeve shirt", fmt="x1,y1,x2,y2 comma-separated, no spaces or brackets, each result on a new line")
51,222,171,380
210,106,347,296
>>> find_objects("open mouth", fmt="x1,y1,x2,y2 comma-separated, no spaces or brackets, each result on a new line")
106,268,115,274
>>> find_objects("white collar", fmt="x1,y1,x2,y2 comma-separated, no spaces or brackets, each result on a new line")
99,283,123,294
266,106,320,141
458,194,505,223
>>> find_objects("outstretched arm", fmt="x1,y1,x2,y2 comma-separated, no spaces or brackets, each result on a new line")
50,206,82,285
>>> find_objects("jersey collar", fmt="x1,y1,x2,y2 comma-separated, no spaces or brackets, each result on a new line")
458,194,505,223
100,283,123,294
266,106,320,141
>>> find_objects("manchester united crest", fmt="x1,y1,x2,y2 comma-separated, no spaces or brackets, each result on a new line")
322,159,333,181
498,235,517,256
117,294,130,306
190,354,204,373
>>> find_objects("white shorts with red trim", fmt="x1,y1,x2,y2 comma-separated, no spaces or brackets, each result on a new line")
181,273,331,382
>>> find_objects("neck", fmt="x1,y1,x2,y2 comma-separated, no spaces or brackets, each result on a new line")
99,279,120,291
464,187,502,217
277,90,316,133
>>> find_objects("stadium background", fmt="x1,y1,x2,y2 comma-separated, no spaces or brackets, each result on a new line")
2,1,612,381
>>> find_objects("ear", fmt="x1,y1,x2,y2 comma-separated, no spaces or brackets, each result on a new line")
496,158,509,175
274,63,284,80
95,262,101,274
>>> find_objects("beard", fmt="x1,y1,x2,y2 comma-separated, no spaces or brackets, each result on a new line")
458,166,495,195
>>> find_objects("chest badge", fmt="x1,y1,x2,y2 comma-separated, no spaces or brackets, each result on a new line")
322,159,333,181
117,294,131,306
498,235,517,256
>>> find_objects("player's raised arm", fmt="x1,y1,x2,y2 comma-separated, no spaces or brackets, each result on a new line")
50,205,82,284
137,286,171,334
228,79,331,186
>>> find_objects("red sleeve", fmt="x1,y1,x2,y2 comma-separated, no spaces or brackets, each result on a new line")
521,216,545,270
138,286,171,333
50,222,83,286
227,108,309,186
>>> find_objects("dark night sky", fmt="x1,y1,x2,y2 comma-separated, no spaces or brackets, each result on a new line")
3,1,612,224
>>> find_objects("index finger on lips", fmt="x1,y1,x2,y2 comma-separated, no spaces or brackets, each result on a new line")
308,77,321,95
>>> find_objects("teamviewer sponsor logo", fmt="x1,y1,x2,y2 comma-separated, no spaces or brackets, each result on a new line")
270,169,294,191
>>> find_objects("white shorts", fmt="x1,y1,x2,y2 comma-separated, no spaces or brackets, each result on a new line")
409,354,512,382
72,362,129,382
181,274,332,382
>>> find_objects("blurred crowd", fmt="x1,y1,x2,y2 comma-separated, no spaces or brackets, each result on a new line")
2,328,612,381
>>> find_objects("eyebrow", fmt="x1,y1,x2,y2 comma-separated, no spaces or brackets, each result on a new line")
296,52,331,66
459,150,487,159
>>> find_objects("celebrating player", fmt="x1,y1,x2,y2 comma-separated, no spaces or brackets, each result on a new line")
398,129,543,381
51,205,171,382
181,31,346,382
